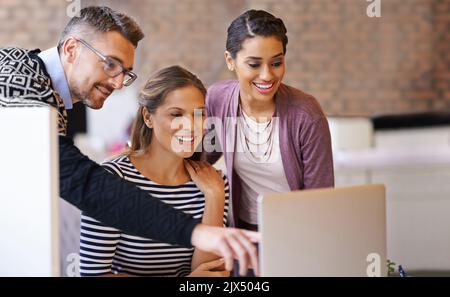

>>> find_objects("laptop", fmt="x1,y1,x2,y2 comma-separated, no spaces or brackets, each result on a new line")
258,184,387,277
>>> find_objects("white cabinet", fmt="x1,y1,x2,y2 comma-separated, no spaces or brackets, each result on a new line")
331,117,450,272
0,107,60,276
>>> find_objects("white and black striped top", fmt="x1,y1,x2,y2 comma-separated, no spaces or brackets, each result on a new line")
79,155,229,277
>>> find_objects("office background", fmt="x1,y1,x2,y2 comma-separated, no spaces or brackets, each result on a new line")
1,0,450,276
2,0,450,117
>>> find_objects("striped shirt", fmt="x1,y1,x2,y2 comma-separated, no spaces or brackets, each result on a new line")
79,155,229,277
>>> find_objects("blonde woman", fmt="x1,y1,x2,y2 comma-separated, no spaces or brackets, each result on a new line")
79,66,230,277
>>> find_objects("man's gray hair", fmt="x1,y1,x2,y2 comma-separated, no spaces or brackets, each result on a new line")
57,6,144,52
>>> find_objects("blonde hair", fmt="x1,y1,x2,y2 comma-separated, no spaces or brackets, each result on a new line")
128,65,207,161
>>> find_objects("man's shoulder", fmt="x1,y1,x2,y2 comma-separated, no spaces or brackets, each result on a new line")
0,47,40,62
0,47,29,54
0,47,46,78
0,47,68,135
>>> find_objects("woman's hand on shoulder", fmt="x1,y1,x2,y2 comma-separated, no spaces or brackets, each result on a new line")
184,159,225,201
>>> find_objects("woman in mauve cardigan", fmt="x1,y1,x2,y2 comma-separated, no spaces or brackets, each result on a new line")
206,10,334,230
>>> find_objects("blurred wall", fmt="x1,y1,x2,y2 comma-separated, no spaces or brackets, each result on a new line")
1,0,450,116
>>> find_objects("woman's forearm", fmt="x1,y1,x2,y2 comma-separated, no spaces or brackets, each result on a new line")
191,195,225,271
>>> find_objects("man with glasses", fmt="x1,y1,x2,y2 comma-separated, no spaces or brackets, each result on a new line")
0,6,259,276
75,38,137,87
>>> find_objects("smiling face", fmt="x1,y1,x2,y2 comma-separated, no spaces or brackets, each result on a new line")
63,31,135,109
144,85,206,159
225,35,286,105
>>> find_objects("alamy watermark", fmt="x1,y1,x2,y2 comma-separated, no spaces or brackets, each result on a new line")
65,1,380,23
68,251,383,276
366,0,381,18
66,0,81,18
366,252,382,277
66,252,80,277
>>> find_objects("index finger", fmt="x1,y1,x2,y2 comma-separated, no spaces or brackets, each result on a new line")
184,159,196,176
234,231,259,276
241,230,261,243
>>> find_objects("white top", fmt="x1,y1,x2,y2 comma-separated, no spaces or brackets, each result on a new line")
234,109,291,225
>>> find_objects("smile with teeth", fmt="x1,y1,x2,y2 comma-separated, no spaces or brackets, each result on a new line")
175,136,195,144
96,85,111,97
253,82,274,90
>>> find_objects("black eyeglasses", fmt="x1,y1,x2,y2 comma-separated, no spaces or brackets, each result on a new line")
75,38,137,87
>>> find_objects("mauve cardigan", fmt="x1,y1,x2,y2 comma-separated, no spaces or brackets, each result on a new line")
206,80,335,227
